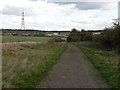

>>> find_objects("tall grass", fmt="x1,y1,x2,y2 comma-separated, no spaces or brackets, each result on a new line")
75,41,119,88
2,36,50,42
2,43,67,88
0,35,2,89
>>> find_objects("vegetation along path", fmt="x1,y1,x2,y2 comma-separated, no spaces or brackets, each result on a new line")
36,44,110,88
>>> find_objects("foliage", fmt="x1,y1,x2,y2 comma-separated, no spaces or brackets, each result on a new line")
48,36,65,44
93,26,120,52
67,28,93,42
2,43,67,88
80,30,93,41
75,42,119,88
67,28,80,42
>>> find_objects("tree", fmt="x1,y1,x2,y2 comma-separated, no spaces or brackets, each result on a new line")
92,25,120,52
80,30,93,41
67,28,93,42
67,28,80,42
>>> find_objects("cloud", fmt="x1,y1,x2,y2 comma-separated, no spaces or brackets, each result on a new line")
71,20,88,24
75,2,108,10
29,0,46,1
0,0,117,30
53,2,115,10
29,0,38,1
0,5,34,16
47,0,116,2
0,6,21,16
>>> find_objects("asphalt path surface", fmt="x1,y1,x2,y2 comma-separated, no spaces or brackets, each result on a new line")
36,44,110,88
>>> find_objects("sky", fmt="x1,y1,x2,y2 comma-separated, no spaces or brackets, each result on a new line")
0,0,119,31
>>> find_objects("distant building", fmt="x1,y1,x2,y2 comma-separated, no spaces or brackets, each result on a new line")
91,30,103,35
45,31,70,37
53,33,58,36
92,32,101,35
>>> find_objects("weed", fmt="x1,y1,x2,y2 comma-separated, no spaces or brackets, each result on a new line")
2,43,67,88
75,42,119,88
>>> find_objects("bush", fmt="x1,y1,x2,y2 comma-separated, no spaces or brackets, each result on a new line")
93,26,120,52
67,28,93,42
80,30,93,41
67,28,80,42
48,37,65,44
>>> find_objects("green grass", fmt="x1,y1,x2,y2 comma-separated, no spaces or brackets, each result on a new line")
2,43,67,88
0,35,2,89
74,42,119,88
2,36,50,42
61,37,67,41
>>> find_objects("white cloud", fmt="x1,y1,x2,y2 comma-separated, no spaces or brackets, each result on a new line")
0,0,118,30
47,0,117,2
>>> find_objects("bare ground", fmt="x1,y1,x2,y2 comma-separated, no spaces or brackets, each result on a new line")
36,44,111,88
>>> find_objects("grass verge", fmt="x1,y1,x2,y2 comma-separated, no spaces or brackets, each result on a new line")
74,42,119,88
2,43,67,88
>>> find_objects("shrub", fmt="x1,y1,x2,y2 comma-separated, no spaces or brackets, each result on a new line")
67,28,93,42
93,26,120,52
67,28,80,42
48,37,65,44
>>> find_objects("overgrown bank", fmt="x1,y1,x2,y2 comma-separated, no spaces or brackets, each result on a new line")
74,42,119,88
67,25,120,53
2,43,67,88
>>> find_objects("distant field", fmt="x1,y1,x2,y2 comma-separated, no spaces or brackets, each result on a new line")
2,36,51,42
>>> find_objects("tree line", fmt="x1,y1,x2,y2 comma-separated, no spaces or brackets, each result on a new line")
67,23,120,52
67,28,93,42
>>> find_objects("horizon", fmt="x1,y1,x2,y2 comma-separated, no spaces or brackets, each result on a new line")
1,28,104,32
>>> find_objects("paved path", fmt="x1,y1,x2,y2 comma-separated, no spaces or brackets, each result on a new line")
36,44,110,88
